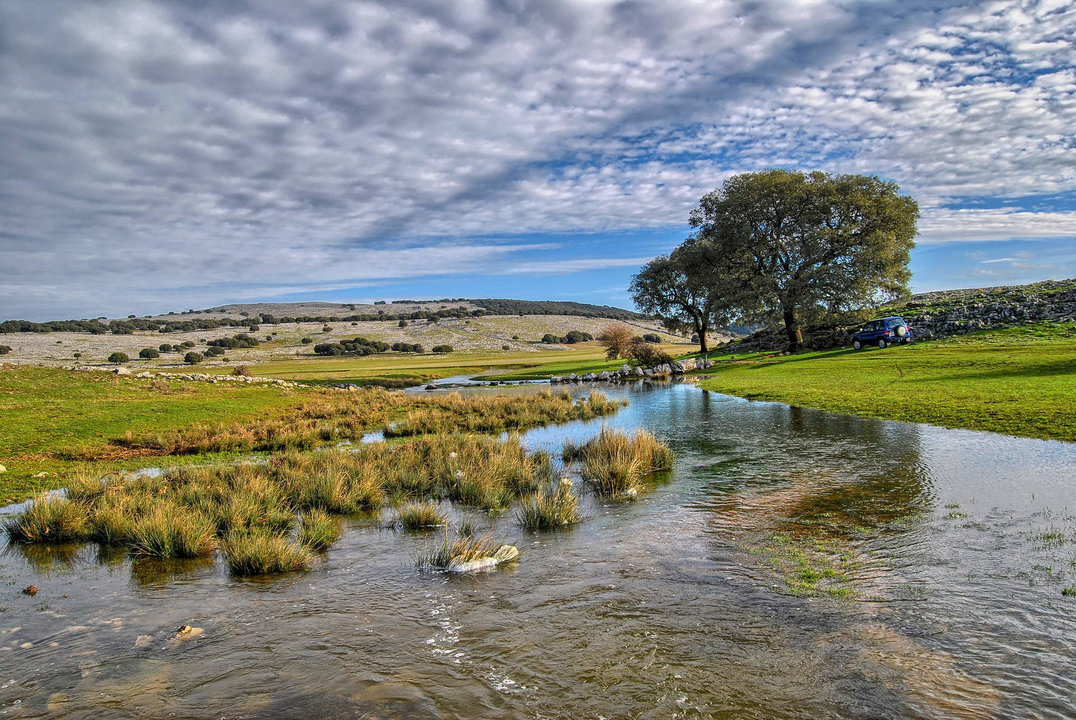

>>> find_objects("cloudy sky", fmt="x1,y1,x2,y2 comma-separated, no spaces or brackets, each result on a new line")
2,0,1074,320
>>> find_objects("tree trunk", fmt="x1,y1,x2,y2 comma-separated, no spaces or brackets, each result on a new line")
782,306,803,352
694,315,709,354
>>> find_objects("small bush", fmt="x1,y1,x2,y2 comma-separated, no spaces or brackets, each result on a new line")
4,494,90,543
221,529,313,576
642,333,662,343
397,501,447,531
502,345,511,351
629,339,674,367
158,343,173,353
233,365,251,377
184,352,203,365
301,337,313,344
431,344,454,354
108,352,129,364
0,345,11,355
399,319,408,327
139,348,160,359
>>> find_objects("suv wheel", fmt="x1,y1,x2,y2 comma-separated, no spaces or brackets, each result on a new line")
877,338,887,349
852,339,862,350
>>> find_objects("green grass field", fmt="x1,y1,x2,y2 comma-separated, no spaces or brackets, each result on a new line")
241,342,692,385
696,322,1076,442
0,366,310,503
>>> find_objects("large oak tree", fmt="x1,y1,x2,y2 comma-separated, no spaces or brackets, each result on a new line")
688,170,919,350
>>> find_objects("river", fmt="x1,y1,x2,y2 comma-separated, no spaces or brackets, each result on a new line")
1,381,1074,719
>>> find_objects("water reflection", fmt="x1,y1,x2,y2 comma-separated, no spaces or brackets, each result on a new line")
0,383,1074,720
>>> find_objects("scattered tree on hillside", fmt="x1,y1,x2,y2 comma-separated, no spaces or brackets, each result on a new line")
596,323,635,360
108,352,129,364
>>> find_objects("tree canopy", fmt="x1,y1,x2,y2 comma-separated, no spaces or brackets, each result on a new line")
634,170,919,351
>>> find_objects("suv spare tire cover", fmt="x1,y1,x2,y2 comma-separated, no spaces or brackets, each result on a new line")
896,325,907,337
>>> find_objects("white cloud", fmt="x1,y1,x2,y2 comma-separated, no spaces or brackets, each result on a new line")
1,0,1074,318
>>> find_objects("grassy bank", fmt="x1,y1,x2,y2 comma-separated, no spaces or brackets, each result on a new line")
0,365,622,503
696,322,1076,442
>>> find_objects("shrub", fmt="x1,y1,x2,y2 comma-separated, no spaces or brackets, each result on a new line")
301,337,313,344
322,325,332,332
204,346,226,358
541,330,593,344
233,365,251,377
180,341,196,349
221,529,313,576
642,333,662,343
502,345,511,351
628,339,674,367
139,348,160,359
399,320,408,327
108,352,129,364
391,342,423,353
158,343,173,353
596,324,634,359
0,345,11,355
184,352,203,364
431,345,454,354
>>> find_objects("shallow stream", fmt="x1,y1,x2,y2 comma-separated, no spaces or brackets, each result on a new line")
2,382,1074,719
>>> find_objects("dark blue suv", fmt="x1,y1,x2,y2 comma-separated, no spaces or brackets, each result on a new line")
851,316,911,349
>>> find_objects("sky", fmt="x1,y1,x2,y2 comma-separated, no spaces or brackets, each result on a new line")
1,0,1074,321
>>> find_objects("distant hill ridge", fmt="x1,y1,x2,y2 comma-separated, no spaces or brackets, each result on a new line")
0,298,643,334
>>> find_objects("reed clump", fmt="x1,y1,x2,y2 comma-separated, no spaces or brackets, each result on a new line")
221,529,314,576
517,478,581,530
564,428,673,498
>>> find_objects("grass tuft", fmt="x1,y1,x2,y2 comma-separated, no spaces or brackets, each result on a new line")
565,428,673,498
4,494,91,543
128,503,218,558
396,501,447,531
221,529,314,576
298,509,342,551
518,478,581,530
